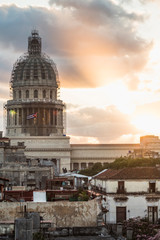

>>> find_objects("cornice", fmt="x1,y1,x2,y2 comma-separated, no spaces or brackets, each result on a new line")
71,157,115,160
25,148,71,152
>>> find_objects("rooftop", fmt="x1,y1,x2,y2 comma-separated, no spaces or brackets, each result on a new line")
94,167,160,180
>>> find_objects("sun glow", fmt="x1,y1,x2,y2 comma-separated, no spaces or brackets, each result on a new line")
131,115,160,135
69,135,100,144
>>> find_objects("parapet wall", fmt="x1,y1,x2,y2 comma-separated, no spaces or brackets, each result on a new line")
0,199,100,227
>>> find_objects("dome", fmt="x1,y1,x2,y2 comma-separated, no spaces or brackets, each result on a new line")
10,30,59,88
6,30,64,138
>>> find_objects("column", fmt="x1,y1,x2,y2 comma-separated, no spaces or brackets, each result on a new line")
61,109,63,126
27,108,29,126
13,108,15,126
48,108,51,125
55,109,57,126
7,110,10,126
17,108,19,126
21,108,23,125
22,108,26,126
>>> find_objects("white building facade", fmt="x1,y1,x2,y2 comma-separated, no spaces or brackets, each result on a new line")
91,167,160,224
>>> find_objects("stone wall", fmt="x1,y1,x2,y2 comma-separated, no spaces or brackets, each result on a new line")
0,199,101,227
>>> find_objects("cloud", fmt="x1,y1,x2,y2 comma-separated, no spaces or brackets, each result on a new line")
0,3,151,88
0,2,158,143
125,74,140,91
134,101,160,116
66,105,140,142
49,0,147,55
49,0,144,23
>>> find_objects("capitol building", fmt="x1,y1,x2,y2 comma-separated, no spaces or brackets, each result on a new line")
1,30,153,183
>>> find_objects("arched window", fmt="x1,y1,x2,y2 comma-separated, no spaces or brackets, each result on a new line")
19,90,21,99
50,90,53,99
43,90,46,98
34,90,38,98
26,90,29,98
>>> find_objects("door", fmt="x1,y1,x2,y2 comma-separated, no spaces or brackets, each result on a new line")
148,206,158,223
116,207,126,223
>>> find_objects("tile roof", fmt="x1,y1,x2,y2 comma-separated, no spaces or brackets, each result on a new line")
95,167,160,180
94,169,120,179
93,169,108,178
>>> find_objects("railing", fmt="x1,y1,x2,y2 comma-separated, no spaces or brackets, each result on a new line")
6,99,63,105
117,188,126,194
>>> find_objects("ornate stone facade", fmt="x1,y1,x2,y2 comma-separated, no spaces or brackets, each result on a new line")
6,30,64,137
4,30,71,175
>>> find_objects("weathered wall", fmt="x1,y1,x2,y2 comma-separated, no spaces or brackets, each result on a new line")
0,199,101,227
105,195,160,224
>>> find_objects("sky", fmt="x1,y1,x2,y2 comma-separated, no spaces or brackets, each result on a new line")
0,0,160,144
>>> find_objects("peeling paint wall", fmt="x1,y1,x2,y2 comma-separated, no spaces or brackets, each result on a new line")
0,199,101,227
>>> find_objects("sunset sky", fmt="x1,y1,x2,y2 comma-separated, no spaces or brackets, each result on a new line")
0,0,160,144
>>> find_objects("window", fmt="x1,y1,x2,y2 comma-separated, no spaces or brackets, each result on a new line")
19,90,21,99
149,182,156,193
50,90,53,99
117,181,125,194
81,163,86,170
88,162,94,168
26,90,29,98
43,90,46,98
51,159,57,166
73,163,79,171
148,206,158,223
34,90,38,98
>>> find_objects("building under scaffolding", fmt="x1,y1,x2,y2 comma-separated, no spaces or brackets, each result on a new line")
5,29,65,137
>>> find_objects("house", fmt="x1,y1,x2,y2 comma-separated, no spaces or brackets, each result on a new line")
91,167,160,224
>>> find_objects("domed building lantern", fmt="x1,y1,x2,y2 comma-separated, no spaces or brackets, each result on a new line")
6,30,64,137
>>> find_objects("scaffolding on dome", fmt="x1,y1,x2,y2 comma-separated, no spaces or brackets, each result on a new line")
10,53,28,95
9,52,61,98
42,53,61,99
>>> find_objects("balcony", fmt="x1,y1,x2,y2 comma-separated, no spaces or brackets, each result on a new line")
117,188,126,194
114,196,128,202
